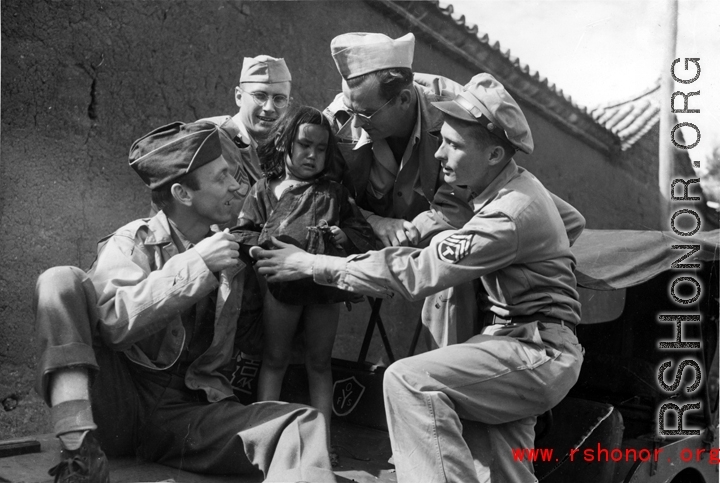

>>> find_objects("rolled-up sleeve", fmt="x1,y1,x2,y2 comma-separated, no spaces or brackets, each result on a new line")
313,212,518,302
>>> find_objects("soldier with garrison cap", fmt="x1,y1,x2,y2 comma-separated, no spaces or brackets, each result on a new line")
325,32,473,247
325,31,585,348
325,33,584,249
33,121,337,483
200,55,293,215
255,73,585,483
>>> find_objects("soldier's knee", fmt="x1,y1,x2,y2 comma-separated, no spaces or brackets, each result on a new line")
35,266,91,312
287,403,325,427
383,358,418,393
37,266,87,291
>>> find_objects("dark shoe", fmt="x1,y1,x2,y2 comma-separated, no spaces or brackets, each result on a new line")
48,432,110,483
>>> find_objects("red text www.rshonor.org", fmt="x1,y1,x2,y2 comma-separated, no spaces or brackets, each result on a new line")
512,445,720,463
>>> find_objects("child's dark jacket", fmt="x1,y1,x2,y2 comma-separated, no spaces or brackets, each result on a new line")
235,177,376,305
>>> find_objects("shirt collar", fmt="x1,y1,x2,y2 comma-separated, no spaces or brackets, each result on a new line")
471,159,519,212
144,211,173,246
144,211,212,252
410,91,423,145
232,114,257,148
354,127,372,150
167,217,195,252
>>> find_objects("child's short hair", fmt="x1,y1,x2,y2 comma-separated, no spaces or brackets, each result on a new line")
257,105,341,180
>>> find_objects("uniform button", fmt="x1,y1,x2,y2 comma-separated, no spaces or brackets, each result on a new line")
172,329,179,337
397,191,403,197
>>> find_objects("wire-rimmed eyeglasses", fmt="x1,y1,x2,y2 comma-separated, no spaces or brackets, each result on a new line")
344,95,397,123
241,90,289,109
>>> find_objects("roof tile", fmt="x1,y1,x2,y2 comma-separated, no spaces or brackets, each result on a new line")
372,0,619,151
590,82,661,150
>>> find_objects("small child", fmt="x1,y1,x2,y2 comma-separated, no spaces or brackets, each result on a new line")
235,105,375,461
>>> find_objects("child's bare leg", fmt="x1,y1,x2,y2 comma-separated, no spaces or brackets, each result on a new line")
257,290,303,402
302,303,341,440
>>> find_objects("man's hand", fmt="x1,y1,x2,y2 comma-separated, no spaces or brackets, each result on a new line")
194,229,240,272
329,226,348,250
253,237,315,282
367,215,420,247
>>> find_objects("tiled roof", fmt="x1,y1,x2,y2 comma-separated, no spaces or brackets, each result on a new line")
368,0,619,153
590,82,661,150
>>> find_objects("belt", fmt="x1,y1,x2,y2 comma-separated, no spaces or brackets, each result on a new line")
491,314,577,334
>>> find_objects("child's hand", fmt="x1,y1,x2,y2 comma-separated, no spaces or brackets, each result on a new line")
330,226,348,249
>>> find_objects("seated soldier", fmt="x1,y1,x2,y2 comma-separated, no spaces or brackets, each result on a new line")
35,120,336,483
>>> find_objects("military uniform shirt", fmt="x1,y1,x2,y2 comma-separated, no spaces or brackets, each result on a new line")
312,160,582,325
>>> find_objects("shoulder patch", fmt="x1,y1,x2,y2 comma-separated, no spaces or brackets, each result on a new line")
436,233,474,264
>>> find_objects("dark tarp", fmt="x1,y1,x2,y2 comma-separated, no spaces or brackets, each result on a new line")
572,229,720,290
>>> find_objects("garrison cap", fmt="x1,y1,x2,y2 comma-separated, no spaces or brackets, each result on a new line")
240,55,292,84
129,121,223,189
331,32,414,80
432,73,534,154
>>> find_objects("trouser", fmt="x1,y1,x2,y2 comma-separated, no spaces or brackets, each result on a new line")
34,266,336,482
34,266,138,456
383,321,583,483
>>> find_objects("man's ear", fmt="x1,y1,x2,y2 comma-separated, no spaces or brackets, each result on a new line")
171,182,193,207
397,88,413,109
487,145,508,167
234,86,243,108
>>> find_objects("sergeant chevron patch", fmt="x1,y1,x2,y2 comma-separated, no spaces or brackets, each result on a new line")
437,233,474,263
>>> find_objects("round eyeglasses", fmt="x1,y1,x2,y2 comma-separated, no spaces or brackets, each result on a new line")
242,90,289,109
344,95,397,123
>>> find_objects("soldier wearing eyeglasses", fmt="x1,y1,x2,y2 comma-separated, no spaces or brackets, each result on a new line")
255,73,585,483
201,55,292,215
323,32,587,352
325,33,584,252
324,33,473,248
